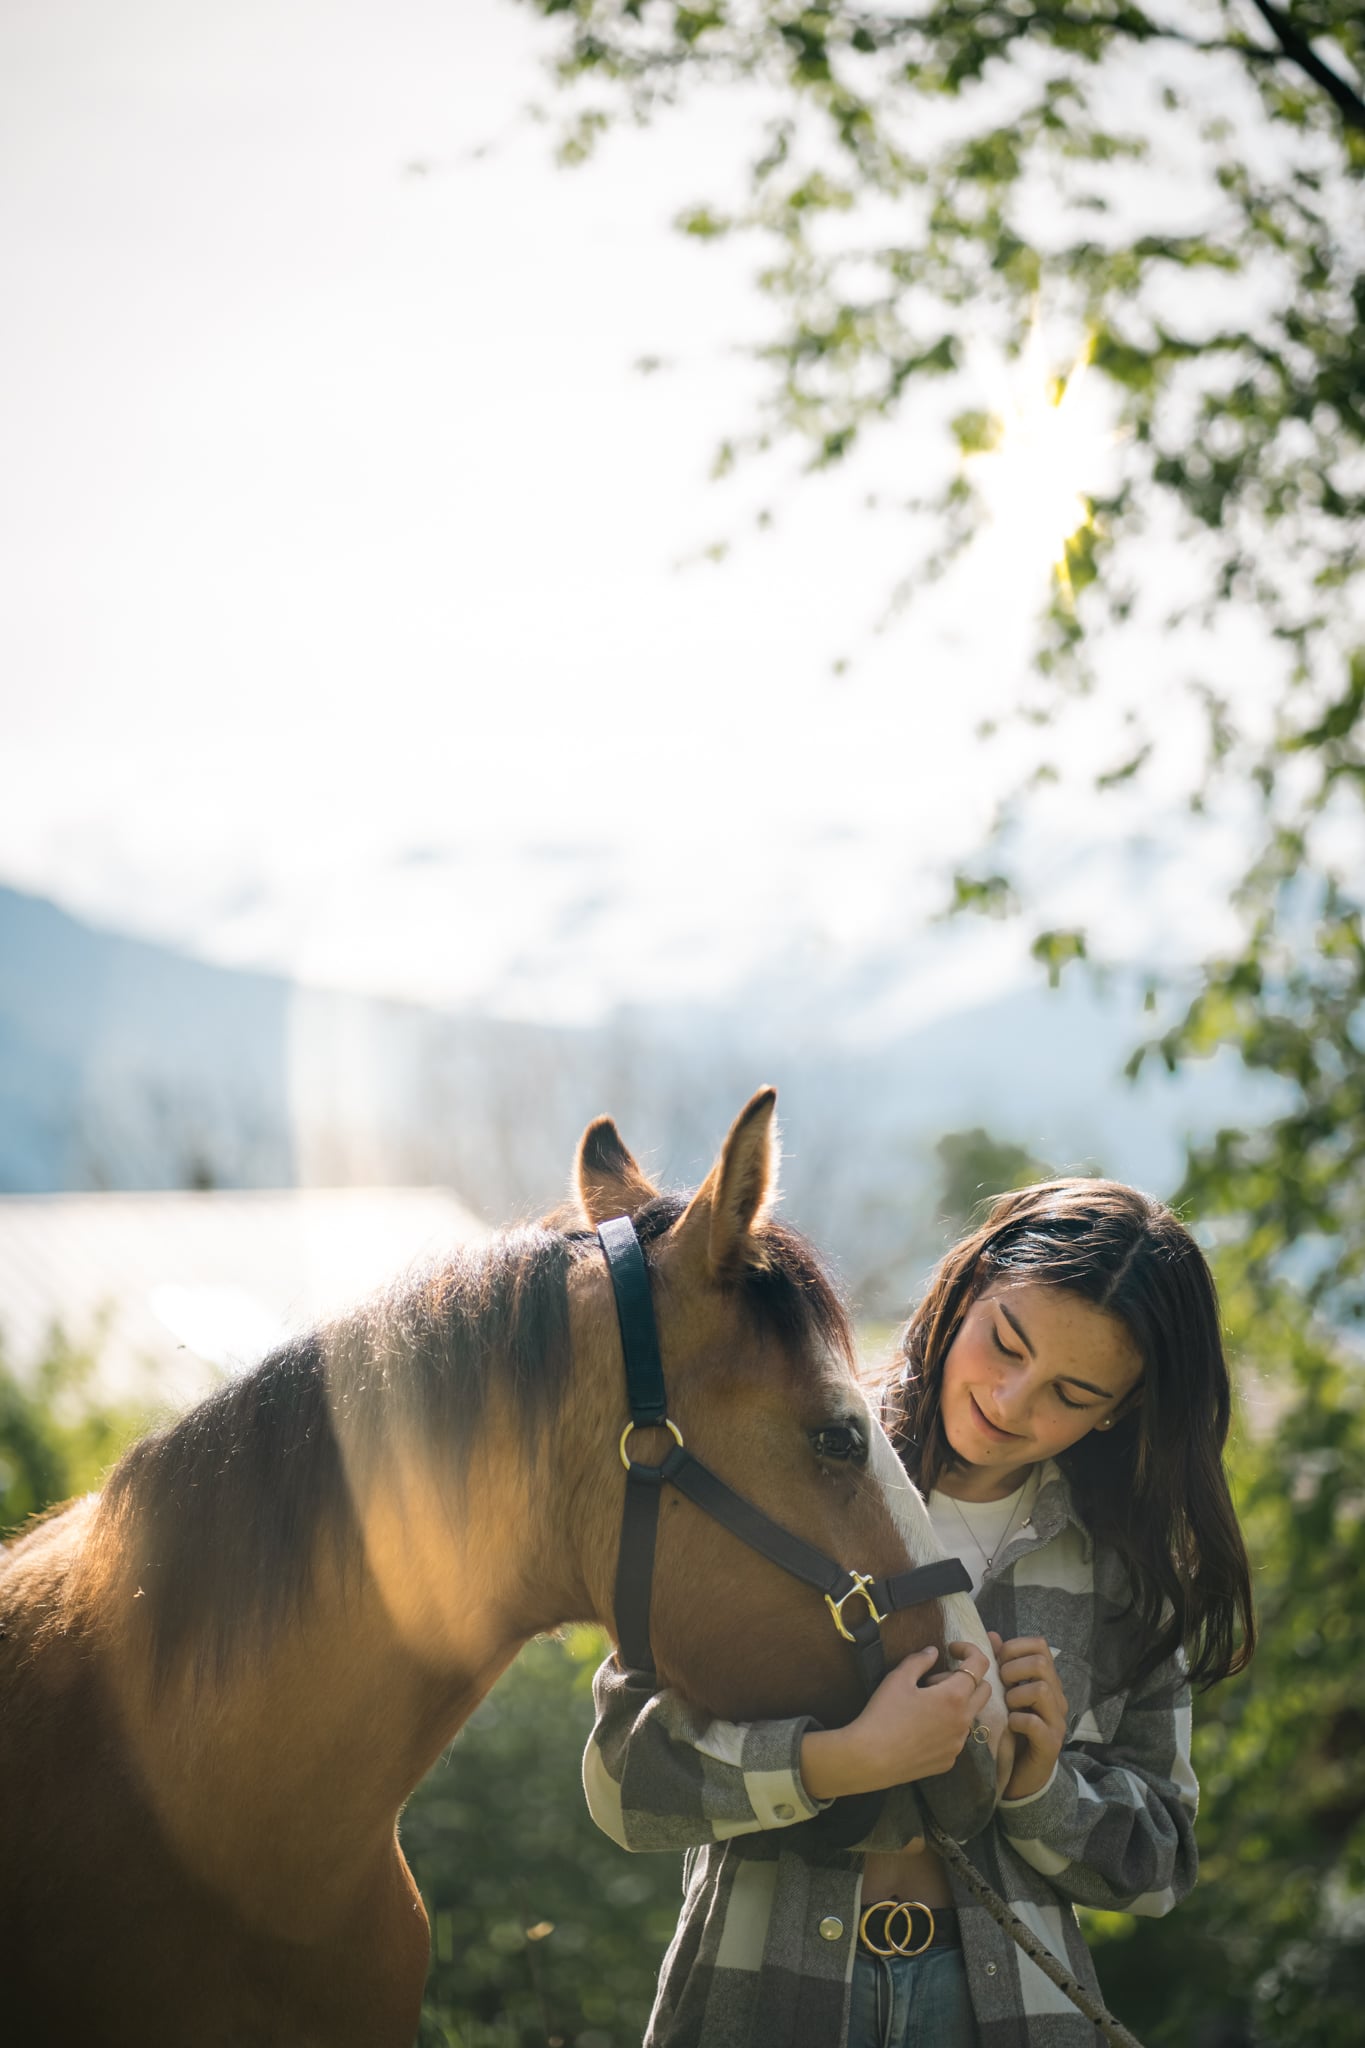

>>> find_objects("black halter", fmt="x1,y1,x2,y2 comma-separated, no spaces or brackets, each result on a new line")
599,1215,972,1702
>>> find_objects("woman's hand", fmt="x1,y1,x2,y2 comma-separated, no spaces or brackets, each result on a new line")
988,1632,1069,1801
800,1643,993,1801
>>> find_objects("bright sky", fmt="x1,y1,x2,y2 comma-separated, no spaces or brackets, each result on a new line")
1,0,1255,1027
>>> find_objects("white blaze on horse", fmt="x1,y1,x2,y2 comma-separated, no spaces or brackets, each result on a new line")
0,1089,1006,2047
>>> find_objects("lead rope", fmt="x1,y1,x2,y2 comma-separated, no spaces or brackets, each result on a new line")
923,1820,1147,2048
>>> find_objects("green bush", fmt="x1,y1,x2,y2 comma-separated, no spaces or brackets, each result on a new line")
0,1321,151,1539
404,1629,682,2048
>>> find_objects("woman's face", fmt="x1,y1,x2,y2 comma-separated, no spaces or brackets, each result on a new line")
939,1283,1144,1488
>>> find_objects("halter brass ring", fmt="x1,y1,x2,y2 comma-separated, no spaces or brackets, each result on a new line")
619,1417,685,1470
824,1571,887,1643
971,1719,991,1746
859,1899,936,1958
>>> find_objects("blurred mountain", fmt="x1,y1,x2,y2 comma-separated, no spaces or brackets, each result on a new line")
0,883,1277,1310
0,886,295,1192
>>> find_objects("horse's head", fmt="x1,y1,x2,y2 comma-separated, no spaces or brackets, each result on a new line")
564,1087,992,1739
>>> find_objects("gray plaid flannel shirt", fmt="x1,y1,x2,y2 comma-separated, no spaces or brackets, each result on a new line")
583,1460,1197,2048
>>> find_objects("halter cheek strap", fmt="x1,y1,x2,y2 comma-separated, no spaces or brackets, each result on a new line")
599,1217,686,1673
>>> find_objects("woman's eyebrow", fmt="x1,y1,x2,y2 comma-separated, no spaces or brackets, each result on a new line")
998,1301,1036,1356
1056,1374,1111,1399
998,1302,1114,1398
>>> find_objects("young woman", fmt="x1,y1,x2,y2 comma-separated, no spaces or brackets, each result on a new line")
582,1180,1256,2047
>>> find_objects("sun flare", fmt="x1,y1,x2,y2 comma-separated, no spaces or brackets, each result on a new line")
967,319,1108,595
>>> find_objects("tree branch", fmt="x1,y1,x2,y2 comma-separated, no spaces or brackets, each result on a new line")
1246,0,1365,133
845,5,1364,129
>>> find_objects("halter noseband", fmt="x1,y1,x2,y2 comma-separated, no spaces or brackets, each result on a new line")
599,1215,972,1702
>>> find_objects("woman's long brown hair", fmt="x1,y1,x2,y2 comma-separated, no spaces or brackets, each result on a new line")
886,1179,1255,1692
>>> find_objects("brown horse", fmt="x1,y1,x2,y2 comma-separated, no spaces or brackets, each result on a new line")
0,1090,1003,2047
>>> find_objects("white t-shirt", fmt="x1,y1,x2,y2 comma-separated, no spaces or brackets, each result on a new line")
929,1467,1041,1594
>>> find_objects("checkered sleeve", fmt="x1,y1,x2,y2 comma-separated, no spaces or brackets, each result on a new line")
582,1655,828,1852
996,1650,1198,1916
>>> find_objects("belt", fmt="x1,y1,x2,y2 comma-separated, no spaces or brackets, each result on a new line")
857,1900,960,1958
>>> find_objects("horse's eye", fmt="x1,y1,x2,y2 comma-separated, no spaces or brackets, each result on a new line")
810,1425,866,1465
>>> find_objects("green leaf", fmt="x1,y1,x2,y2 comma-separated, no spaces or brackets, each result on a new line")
1031,928,1088,986
944,871,1018,919
951,408,1003,455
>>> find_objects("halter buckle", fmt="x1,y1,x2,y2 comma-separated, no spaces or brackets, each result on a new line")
824,1571,887,1642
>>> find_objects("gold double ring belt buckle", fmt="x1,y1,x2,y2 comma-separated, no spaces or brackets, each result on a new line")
858,1898,936,1958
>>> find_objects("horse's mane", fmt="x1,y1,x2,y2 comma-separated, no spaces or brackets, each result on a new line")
78,1197,851,1687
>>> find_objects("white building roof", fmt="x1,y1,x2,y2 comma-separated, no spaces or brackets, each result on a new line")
0,1187,489,1412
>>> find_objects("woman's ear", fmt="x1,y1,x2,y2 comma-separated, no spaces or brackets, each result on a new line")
1101,1378,1146,1429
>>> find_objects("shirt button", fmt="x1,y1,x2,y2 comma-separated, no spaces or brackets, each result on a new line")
986,1962,998,1977
773,1803,795,1820
818,1916,844,1942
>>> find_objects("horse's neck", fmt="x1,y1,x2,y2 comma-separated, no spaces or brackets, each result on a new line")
100,1420,601,1938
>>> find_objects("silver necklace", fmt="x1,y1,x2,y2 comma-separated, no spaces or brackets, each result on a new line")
942,1470,1036,1578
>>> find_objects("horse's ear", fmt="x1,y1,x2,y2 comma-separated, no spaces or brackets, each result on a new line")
574,1115,659,1226
678,1087,780,1280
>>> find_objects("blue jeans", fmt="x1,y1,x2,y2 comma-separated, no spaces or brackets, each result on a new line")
847,1945,979,2048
